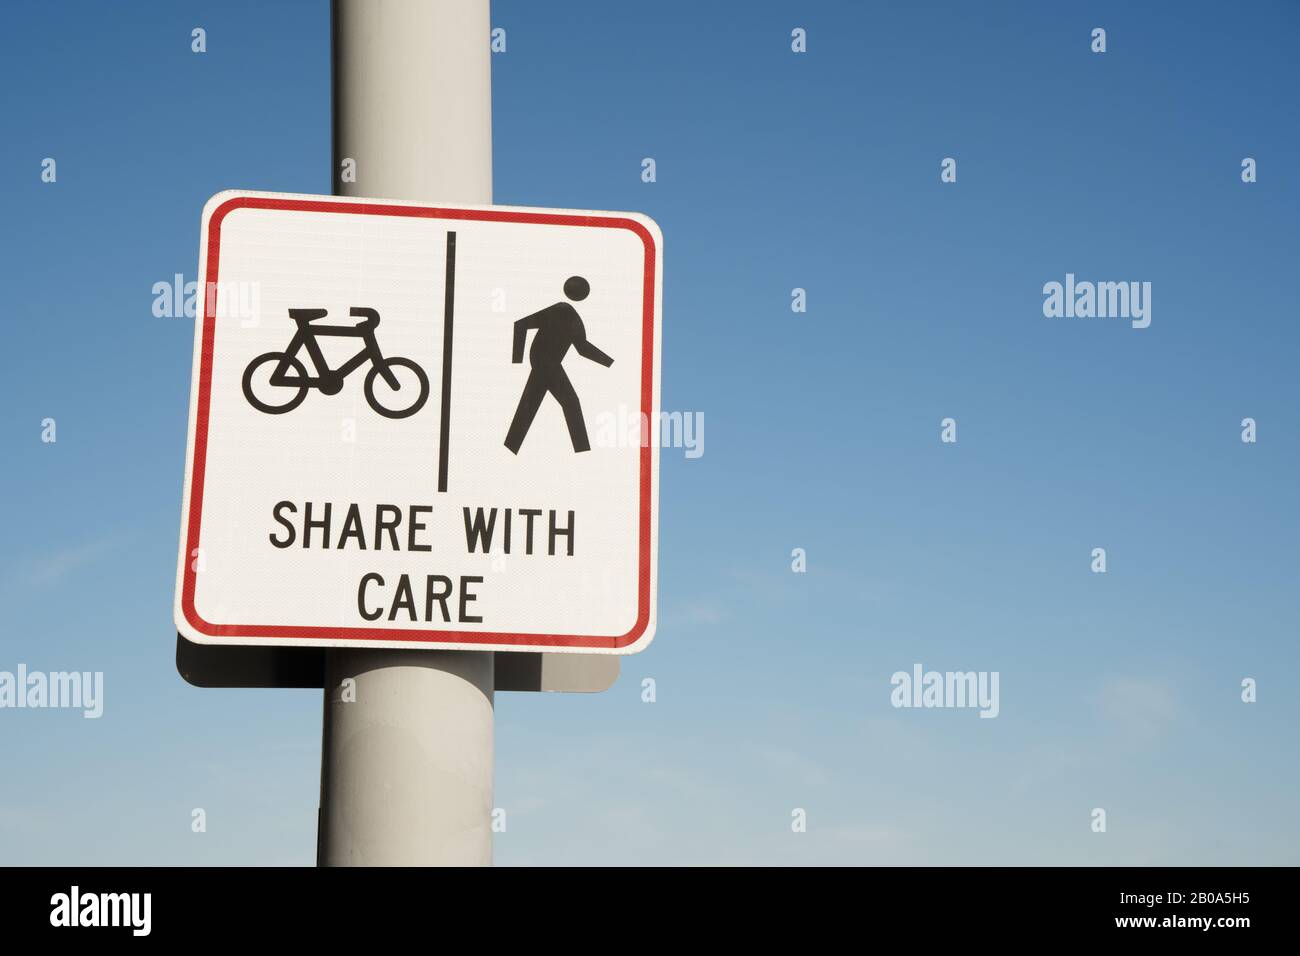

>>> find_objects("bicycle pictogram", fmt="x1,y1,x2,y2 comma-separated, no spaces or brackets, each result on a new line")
241,307,430,419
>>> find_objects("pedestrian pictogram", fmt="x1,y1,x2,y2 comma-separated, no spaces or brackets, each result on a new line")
175,190,662,655
505,275,614,454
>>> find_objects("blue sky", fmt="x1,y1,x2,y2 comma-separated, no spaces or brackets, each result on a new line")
1,0,1298,865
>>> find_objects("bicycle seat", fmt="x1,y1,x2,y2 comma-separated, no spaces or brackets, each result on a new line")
288,308,330,324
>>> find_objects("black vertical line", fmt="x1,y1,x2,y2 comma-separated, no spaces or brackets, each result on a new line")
438,231,456,493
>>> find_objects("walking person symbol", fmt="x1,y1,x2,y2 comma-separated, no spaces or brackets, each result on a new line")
505,276,613,454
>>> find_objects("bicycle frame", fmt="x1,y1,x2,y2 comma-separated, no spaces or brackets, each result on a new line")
271,314,400,390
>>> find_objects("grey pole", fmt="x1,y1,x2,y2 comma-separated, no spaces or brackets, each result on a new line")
319,0,494,867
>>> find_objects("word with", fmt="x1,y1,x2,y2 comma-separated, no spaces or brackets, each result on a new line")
464,507,575,556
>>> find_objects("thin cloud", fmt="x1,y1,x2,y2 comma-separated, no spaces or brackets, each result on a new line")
1095,676,1180,744
13,536,127,588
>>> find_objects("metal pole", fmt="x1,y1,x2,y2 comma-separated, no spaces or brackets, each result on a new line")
319,0,494,867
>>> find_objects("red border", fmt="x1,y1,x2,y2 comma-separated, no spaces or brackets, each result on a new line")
181,196,656,649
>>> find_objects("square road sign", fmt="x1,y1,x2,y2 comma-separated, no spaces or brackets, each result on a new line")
175,191,661,655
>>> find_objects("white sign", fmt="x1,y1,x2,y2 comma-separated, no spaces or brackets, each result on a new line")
175,191,661,654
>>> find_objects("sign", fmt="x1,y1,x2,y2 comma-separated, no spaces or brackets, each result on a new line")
175,190,661,654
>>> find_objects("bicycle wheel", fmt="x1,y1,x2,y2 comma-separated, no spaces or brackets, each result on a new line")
242,352,309,414
365,357,430,419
